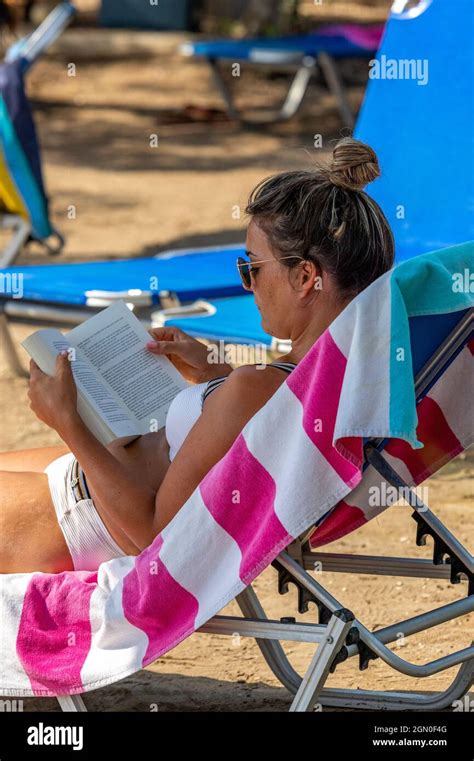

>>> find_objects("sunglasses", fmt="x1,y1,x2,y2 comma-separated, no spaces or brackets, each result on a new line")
236,254,306,290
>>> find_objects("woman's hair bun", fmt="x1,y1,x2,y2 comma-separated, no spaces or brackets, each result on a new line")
328,137,380,191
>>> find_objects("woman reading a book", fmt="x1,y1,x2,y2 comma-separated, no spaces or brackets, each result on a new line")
0,138,395,574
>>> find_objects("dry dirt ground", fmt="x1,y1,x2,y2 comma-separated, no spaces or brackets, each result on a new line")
0,12,472,712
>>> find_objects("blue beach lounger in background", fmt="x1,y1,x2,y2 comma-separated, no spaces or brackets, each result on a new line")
0,244,246,375
0,2,76,267
180,24,383,128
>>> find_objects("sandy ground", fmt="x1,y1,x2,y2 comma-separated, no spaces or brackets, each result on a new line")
0,15,472,711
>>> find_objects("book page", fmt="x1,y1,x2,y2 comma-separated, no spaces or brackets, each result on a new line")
68,301,187,433
21,329,67,376
22,328,139,441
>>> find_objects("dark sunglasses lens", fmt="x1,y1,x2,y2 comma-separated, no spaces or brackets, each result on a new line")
237,257,251,288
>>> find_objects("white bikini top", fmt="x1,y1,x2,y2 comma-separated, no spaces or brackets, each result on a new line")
165,362,297,461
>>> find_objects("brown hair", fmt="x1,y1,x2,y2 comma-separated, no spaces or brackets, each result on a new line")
245,137,394,298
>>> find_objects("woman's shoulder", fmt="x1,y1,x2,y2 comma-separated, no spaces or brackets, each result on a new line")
209,361,296,388
205,363,289,404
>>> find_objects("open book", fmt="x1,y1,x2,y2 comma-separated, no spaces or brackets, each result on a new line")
22,300,188,446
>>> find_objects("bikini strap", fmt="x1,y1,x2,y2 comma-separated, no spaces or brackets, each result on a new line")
201,376,228,406
269,361,297,373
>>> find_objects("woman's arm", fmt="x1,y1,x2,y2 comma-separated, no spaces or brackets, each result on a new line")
60,366,283,552
28,354,155,551
28,353,287,553
146,326,233,384
145,364,287,548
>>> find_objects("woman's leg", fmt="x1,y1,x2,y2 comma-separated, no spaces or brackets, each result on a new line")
83,431,172,554
0,431,171,572
0,445,70,473
0,470,74,574
0,429,170,484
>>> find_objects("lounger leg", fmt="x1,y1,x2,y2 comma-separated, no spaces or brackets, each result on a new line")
0,215,31,268
236,586,301,694
278,57,316,121
290,608,354,712
317,52,354,129
207,56,316,125
56,694,88,712
318,655,474,711
208,57,241,120
0,311,28,377
274,551,473,711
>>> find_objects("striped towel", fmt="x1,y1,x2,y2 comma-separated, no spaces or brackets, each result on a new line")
0,242,472,698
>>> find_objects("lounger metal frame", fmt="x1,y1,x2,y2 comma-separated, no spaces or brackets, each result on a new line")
0,218,64,268
0,215,31,269
181,44,355,128
52,309,473,713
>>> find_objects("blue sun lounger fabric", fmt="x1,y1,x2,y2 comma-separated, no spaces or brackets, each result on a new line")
1,245,246,305
354,0,474,259
0,59,53,240
181,24,383,62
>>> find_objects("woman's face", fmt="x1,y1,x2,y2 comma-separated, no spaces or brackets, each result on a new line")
244,219,304,340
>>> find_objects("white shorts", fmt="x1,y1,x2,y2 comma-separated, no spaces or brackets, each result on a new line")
44,453,127,571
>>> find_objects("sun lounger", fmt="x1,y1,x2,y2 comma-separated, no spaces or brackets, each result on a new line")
0,243,246,375
180,24,384,127
0,242,471,712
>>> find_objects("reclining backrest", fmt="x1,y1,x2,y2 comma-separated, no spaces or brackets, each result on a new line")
355,0,474,260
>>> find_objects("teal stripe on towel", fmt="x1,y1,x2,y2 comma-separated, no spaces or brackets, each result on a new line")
389,241,474,448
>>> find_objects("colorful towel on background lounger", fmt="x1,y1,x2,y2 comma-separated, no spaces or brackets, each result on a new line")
0,59,53,239
316,24,384,51
0,242,472,698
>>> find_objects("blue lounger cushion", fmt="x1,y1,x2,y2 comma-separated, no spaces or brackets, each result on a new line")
182,33,374,62
355,0,474,258
0,246,246,305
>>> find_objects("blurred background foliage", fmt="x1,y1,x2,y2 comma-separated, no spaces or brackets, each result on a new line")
1,0,392,39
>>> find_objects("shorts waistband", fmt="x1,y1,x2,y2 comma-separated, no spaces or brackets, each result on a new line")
70,458,91,502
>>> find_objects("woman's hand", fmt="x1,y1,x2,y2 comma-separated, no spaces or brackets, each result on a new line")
27,352,80,436
146,326,232,384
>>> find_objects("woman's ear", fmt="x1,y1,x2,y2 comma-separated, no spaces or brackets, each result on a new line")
299,260,322,295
